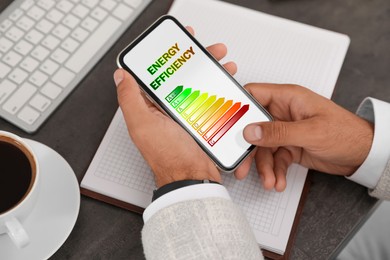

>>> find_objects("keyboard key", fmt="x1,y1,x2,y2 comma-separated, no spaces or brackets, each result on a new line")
3,51,22,67
27,6,45,21
9,9,24,22
81,17,99,32
0,19,12,33
29,70,49,87
100,0,117,11
66,16,121,73
52,67,75,88
8,68,28,84
30,93,51,112
14,40,33,55
91,7,108,22
37,0,55,10
124,0,142,8
25,29,44,45
3,82,37,114
0,37,13,52
20,0,35,11
0,80,17,104
20,56,39,72
113,4,134,21
51,48,70,63
40,59,59,75
18,106,40,124
52,24,71,39
63,14,81,29
16,16,35,31
61,37,79,53
6,26,24,42
47,9,64,23
36,19,54,34
57,0,75,13
41,82,62,99
0,62,11,78
31,46,50,61
41,35,60,50
82,0,98,9
72,4,89,19
71,27,89,42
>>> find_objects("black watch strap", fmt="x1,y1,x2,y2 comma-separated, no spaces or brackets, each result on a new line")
152,179,220,201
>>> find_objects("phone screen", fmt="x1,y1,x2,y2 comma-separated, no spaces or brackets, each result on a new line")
118,15,271,171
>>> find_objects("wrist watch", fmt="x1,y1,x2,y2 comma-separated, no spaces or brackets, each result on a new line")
152,179,220,201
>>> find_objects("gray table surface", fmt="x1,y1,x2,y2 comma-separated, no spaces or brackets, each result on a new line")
1,0,388,259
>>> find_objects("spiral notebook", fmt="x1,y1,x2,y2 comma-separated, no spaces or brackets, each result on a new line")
80,0,350,258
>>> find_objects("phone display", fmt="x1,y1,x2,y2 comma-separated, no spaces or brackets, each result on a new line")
117,15,272,171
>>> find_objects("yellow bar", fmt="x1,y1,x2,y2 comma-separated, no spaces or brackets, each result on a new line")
187,95,216,124
192,97,225,130
181,93,208,119
198,100,233,135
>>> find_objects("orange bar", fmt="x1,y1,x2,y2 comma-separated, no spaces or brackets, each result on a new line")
187,95,216,124
192,97,224,130
208,104,249,146
203,102,241,141
198,100,233,136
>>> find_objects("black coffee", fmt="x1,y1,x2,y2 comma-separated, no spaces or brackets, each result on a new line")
0,140,33,214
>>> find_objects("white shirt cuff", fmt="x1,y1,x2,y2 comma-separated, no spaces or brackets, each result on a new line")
347,98,390,189
143,183,231,223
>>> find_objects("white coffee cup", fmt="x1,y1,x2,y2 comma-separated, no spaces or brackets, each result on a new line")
0,131,40,249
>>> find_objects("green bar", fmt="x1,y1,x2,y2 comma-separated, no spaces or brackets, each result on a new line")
187,95,216,124
165,85,183,103
181,93,208,119
176,90,200,113
192,97,225,130
170,88,192,108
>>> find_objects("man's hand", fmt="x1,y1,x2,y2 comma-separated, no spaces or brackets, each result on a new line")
235,84,374,192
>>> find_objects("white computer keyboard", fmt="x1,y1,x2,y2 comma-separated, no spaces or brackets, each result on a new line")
0,0,152,132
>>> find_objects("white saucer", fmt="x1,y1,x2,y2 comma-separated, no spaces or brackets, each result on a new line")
0,139,80,260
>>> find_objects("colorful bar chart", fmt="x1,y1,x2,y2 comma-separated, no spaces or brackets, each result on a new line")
165,86,250,147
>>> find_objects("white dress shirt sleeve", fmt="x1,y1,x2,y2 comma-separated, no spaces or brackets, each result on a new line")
347,98,390,189
143,183,231,223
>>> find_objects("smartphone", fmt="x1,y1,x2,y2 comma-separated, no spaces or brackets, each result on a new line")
117,15,272,172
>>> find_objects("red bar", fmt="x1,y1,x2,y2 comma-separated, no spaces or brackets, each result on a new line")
208,104,249,146
203,102,241,141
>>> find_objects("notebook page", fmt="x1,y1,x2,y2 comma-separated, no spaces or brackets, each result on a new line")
81,109,155,207
169,0,349,253
81,0,350,255
169,0,349,98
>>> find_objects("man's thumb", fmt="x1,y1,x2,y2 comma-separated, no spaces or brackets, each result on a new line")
243,121,308,148
114,69,150,128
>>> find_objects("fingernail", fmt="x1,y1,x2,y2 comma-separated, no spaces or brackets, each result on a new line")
113,69,124,86
245,125,262,141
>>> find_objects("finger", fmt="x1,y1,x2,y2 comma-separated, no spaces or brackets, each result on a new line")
185,26,194,36
114,69,150,128
243,120,316,148
223,61,237,76
255,147,276,190
206,43,227,61
234,148,256,180
273,147,293,192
